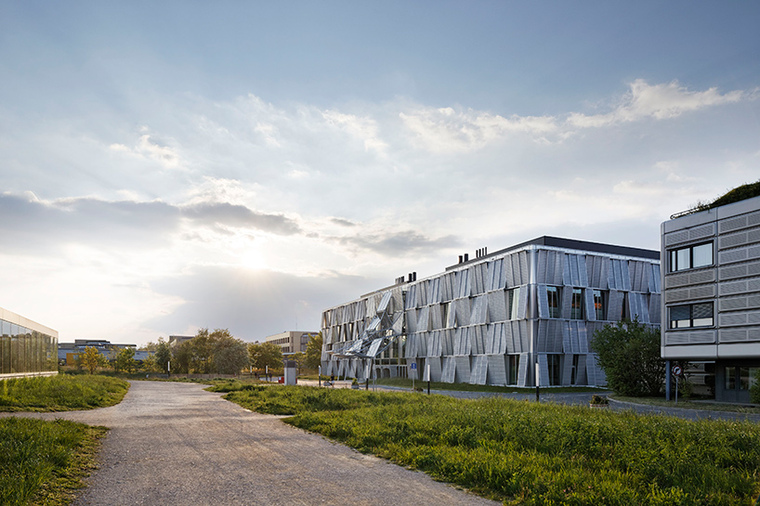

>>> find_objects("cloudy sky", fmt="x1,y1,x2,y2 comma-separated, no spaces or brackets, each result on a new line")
1,1,758,345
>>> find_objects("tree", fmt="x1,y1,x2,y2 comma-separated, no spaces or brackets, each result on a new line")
248,342,283,372
304,332,323,370
211,332,249,374
591,319,664,397
114,347,137,374
154,338,172,374
79,346,107,374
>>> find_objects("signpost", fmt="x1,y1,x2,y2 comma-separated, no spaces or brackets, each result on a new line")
410,362,417,391
423,363,431,395
672,365,682,404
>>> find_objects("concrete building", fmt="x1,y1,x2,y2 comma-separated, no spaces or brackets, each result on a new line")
0,306,58,379
265,331,318,355
321,236,660,387
661,195,760,403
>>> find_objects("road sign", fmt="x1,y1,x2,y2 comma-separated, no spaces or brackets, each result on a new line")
410,363,417,370
672,365,682,376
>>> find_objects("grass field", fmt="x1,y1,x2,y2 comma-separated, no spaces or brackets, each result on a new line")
218,384,760,505
0,374,130,412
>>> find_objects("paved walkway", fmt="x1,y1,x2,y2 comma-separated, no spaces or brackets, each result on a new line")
6,381,497,506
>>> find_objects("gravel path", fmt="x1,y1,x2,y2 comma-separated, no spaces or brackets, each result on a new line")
6,381,497,506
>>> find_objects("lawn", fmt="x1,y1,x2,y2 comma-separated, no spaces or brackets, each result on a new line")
218,385,760,505
0,374,129,412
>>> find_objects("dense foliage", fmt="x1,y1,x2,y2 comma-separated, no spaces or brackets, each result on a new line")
0,374,129,412
171,328,249,374
113,347,137,374
0,417,104,505
248,341,283,372
681,179,760,216
304,332,323,370
592,319,664,397
224,386,760,505
78,346,108,374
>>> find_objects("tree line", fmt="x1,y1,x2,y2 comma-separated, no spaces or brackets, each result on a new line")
76,329,324,376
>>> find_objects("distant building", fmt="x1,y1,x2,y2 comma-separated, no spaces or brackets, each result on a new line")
169,335,194,346
265,331,318,355
661,194,760,403
58,339,136,364
0,306,58,379
321,236,661,387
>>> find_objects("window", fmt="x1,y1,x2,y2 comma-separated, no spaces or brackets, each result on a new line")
725,366,736,390
570,355,580,385
593,289,605,320
547,286,560,318
508,287,521,320
669,302,714,329
570,288,583,320
669,242,713,272
547,355,561,386
508,355,520,385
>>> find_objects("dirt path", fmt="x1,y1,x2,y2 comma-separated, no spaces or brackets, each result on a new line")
8,381,497,505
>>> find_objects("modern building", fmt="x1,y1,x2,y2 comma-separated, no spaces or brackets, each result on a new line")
661,194,760,403
0,306,58,379
265,331,318,355
321,236,661,387
169,335,194,346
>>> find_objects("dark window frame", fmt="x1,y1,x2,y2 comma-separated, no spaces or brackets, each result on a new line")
668,302,714,329
669,242,713,273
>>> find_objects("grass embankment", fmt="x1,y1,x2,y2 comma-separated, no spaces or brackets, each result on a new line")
217,384,760,505
0,374,130,412
614,395,760,415
0,375,124,504
0,417,106,505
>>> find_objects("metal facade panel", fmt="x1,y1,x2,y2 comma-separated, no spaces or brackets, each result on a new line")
469,355,488,385
457,270,470,298
405,334,418,358
405,310,417,333
562,354,574,385
537,354,551,387
584,289,596,321
417,306,430,332
486,355,507,386
454,356,471,383
441,357,456,382
537,284,550,318
561,286,573,319
427,332,441,357
607,290,622,321
425,357,442,382
428,278,441,304
517,352,529,387
470,295,488,325
487,290,507,323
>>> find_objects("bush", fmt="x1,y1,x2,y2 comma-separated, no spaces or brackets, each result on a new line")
592,319,664,397
751,369,760,404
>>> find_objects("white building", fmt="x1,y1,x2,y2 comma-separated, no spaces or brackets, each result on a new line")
321,236,660,387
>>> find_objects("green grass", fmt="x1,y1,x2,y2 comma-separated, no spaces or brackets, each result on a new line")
0,375,130,412
223,385,760,505
614,395,760,415
374,376,607,393
0,417,107,505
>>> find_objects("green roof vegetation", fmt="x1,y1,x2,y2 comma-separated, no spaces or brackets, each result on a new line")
675,179,760,218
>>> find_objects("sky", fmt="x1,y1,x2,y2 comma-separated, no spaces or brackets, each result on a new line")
1,1,759,346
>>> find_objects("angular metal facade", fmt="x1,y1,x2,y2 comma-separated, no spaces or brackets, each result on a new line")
322,236,660,387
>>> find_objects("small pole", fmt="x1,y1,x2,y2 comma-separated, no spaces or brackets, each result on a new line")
318,365,321,387
167,360,171,379
675,375,679,404
535,361,540,402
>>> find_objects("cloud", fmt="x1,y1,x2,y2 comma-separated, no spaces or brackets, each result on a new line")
0,192,302,253
400,106,557,153
146,265,382,339
181,202,301,235
567,79,748,128
110,134,183,170
322,110,388,154
333,230,462,256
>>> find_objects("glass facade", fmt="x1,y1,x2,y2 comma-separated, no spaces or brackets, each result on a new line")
0,315,58,377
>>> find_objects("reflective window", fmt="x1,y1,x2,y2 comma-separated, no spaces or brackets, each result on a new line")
593,289,605,320
547,355,562,386
669,242,713,272
669,303,713,329
547,286,560,319
508,355,520,385
508,287,521,320
570,288,583,320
